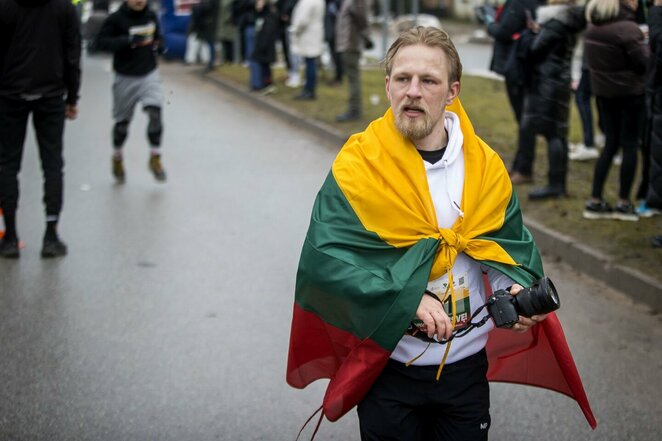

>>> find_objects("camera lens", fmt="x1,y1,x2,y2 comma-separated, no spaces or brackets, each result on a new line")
513,277,560,317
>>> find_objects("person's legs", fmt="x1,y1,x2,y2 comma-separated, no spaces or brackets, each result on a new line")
510,122,536,181
249,59,264,90
617,95,645,203
206,38,216,70
112,73,139,181
575,69,595,148
358,361,426,441
140,71,166,182
243,25,255,65
304,56,317,95
33,96,68,257
337,51,361,121
328,36,343,83
279,22,291,71
529,134,568,200
590,97,620,200
144,105,166,182
505,77,524,123
0,96,29,257
294,57,317,100
358,351,490,441
424,350,490,441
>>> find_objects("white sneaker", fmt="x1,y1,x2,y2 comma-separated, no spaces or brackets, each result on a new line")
285,72,301,88
595,133,606,148
569,144,600,161
259,85,277,96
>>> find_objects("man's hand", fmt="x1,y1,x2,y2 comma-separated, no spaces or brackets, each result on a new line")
65,104,78,120
415,293,453,341
509,284,548,333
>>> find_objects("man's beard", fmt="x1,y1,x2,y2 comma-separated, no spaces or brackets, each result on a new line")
394,104,434,140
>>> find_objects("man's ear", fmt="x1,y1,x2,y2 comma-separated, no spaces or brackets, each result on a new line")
446,80,461,105
385,75,391,101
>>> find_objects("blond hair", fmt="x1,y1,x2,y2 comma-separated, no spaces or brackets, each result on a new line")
383,26,463,83
585,0,620,22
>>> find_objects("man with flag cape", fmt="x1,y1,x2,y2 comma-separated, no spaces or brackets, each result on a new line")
287,26,596,440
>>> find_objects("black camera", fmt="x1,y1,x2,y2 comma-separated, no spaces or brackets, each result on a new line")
486,277,560,328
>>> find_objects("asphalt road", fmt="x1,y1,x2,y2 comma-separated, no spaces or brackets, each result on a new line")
0,55,660,441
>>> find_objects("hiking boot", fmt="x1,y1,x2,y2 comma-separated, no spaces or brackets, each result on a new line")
293,90,316,101
112,156,125,183
569,144,600,161
509,171,533,185
612,201,639,222
528,186,566,200
583,200,613,220
336,111,361,123
149,154,167,182
0,237,19,258
41,237,67,258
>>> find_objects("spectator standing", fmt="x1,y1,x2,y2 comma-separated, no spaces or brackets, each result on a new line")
190,0,220,71
582,0,649,220
289,0,324,100
568,47,602,161
335,0,371,122
324,0,343,86
232,0,257,65
216,0,238,63
0,0,81,258
642,0,662,244
277,0,298,85
523,0,586,200
487,0,545,185
96,0,167,183
249,0,280,92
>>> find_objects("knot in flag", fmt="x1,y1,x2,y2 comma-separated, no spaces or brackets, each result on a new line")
439,229,468,253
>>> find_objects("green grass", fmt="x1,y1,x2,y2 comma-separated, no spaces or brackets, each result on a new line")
210,64,662,282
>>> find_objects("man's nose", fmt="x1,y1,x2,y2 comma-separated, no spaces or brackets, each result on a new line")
406,78,422,98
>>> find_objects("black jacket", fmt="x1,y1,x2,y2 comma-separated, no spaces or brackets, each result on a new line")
252,4,279,63
646,5,662,209
0,0,81,104
584,0,649,98
96,2,162,76
521,4,586,137
487,0,544,75
190,0,219,41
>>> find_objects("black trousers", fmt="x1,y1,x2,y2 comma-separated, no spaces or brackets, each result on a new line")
0,95,66,217
593,95,645,200
506,78,536,176
358,349,490,441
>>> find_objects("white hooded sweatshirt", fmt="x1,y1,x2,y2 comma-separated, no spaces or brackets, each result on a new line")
390,111,514,366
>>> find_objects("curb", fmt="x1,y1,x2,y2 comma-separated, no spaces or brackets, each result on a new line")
202,71,662,312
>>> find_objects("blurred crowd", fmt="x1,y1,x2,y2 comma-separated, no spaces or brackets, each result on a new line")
185,0,373,120
485,0,661,241
186,0,661,245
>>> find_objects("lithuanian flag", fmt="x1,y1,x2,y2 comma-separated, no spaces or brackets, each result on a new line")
287,99,596,429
